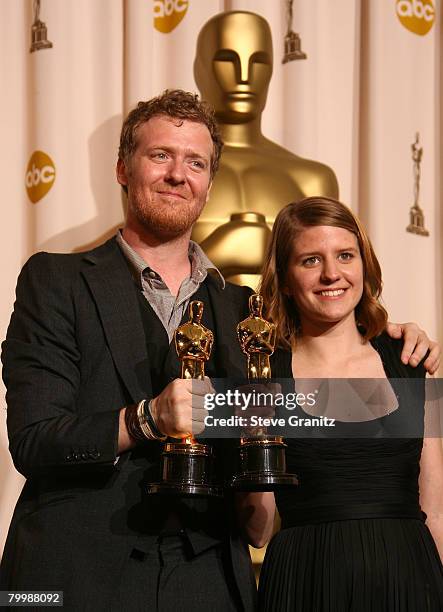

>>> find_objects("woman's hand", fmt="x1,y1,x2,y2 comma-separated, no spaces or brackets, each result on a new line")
236,492,276,548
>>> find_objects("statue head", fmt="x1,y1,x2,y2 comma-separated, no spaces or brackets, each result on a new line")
194,11,273,124
250,293,264,317
189,300,204,324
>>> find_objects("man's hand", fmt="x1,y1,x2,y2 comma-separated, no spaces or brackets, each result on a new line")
150,377,214,438
386,322,441,374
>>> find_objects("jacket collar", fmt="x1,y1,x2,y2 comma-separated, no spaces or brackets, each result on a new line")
81,237,247,400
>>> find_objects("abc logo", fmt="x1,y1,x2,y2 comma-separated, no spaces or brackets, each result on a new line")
154,0,189,33
25,151,56,204
396,0,435,35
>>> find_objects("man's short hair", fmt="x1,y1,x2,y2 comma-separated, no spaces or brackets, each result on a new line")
118,89,223,179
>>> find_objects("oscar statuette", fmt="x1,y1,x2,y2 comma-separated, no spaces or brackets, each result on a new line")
229,294,298,490
406,133,429,236
147,301,221,496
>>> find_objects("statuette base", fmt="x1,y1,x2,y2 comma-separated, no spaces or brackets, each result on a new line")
229,436,298,491
283,31,307,63
406,206,429,236
147,440,222,497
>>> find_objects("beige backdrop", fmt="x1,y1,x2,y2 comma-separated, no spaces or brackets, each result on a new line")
1,0,442,555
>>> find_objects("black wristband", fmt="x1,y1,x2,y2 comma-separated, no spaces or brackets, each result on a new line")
143,400,167,440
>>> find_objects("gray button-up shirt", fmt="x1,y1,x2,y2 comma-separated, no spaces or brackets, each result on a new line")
116,231,224,342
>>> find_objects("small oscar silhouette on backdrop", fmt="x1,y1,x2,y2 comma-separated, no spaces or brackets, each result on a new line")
30,0,53,53
229,294,298,491
282,0,307,63
406,133,429,236
147,301,221,497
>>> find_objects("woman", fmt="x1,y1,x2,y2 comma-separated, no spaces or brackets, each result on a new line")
250,197,443,611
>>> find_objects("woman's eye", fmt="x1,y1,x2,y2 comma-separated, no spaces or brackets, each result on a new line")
339,252,354,261
303,256,320,266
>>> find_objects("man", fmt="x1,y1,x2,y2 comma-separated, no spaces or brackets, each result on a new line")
1,90,439,611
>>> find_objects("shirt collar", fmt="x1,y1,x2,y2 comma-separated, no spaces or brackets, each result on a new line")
115,230,225,289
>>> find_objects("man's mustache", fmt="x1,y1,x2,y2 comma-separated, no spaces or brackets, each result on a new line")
154,185,191,200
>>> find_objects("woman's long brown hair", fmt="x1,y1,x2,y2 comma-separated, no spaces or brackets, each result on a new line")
258,196,388,348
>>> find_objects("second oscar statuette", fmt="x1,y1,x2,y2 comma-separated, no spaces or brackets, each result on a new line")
147,300,221,497
229,294,298,491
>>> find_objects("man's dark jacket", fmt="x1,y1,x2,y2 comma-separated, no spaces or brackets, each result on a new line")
0,237,256,611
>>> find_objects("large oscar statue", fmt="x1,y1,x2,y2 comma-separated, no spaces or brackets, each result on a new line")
147,301,221,497
193,10,338,287
230,294,298,491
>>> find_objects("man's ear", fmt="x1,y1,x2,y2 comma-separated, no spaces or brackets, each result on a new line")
116,158,128,187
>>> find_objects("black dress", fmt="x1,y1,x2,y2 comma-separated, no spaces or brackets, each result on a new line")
258,334,443,611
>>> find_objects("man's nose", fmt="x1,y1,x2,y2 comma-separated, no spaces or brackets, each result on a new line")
165,158,186,184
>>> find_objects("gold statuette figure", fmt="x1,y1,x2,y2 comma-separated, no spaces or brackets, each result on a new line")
175,301,214,381
193,11,338,286
30,0,53,53
237,294,276,380
148,300,220,496
282,0,307,63
406,132,429,237
230,293,298,491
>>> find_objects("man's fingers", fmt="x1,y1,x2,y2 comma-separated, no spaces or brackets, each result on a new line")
405,334,429,366
175,407,208,436
185,377,215,397
423,342,441,375
385,321,434,365
385,321,403,339
189,394,207,411
399,329,441,373
191,421,206,436
154,377,211,437
397,323,421,365
423,356,438,376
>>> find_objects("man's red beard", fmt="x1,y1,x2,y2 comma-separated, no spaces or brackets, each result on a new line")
130,190,206,239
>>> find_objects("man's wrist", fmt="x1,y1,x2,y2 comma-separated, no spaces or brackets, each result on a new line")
143,399,166,440
124,403,145,442
124,399,166,442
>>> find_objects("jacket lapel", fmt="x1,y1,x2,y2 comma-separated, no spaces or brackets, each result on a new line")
81,238,151,403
